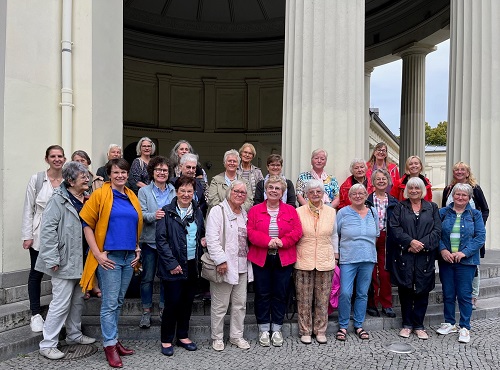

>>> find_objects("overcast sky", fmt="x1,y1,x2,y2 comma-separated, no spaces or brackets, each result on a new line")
370,39,450,135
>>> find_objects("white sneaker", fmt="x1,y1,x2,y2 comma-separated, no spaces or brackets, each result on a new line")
259,331,270,347
65,334,96,345
30,314,44,333
271,331,283,347
230,337,250,349
436,323,458,335
212,339,224,351
458,327,470,343
39,347,65,360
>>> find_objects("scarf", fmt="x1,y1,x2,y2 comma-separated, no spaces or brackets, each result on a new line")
311,170,331,203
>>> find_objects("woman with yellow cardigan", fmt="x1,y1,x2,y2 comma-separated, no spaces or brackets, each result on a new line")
295,179,339,345
80,158,143,369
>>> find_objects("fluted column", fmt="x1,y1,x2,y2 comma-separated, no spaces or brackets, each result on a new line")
448,0,500,249
282,0,365,182
397,43,436,171
365,66,375,159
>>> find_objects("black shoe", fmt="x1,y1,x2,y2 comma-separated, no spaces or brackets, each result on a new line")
382,307,396,318
366,306,380,317
176,340,198,351
161,345,174,356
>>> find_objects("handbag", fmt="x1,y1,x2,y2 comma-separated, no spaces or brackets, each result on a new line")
201,205,226,283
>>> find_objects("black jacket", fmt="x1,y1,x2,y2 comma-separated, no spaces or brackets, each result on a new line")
156,197,205,281
253,179,297,207
387,199,442,294
170,176,208,218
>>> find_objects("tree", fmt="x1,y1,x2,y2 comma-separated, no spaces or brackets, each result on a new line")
425,121,447,145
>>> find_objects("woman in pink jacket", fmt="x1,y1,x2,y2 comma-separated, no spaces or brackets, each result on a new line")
247,176,303,348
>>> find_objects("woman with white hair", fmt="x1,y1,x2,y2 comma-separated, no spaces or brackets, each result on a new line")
388,177,441,340
338,158,368,210
296,149,339,208
169,140,207,183
207,149,253,213
129,137,156,193
96,144,123,182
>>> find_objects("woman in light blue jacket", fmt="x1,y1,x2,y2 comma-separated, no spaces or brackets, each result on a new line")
138,156,176,329
437,183,485,343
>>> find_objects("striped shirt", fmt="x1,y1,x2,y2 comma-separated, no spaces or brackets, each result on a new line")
450,213,461,253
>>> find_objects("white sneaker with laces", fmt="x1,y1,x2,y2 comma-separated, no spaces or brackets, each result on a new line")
230,337,250,349
212,339,224,351
30,314,44,333
39,347,65,360
458,327,470,343
65,334,96,345
259,331,270,347
436,323,458,335
271,331,283,347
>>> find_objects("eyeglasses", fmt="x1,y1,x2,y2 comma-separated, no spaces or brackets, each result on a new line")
178,189,194,195
307,190,323,195
226,160,238,164
268,163,282,168
266,185,282,191
376,149,387,153
351,192,367,198
154,168,168,173
232,189,247,196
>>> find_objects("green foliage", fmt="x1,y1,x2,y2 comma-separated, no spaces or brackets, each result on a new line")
425,121,447,146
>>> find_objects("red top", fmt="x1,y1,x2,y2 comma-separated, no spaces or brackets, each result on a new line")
365,162,400,194
338,175,368,210
247,201,303,267
390,173,433,202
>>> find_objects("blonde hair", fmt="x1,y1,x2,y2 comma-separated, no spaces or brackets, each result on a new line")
239,143,256,157
450,161,477,187
404,155,423,175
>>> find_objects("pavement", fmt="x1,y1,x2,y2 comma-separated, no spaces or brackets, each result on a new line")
1,317,499,370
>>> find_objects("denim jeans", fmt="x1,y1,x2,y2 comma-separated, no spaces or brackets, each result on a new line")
252,255,294,331
398,286,429,330
140,243,164,309
28,248,44,315
98,250,134,347
439,261,476,330
338,262,375,329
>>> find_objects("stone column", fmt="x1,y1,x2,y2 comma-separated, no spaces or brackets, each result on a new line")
396,43,436,171
365,66,375,159
282,0,365,183
448,0,500,249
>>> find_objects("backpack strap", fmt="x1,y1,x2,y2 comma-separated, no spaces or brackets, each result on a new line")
34,171,45,198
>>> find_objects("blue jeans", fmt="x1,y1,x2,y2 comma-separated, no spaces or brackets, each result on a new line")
140,243,164,309
98,250,134,347
439,261,476,330
338,262,375,329
252,255,294,331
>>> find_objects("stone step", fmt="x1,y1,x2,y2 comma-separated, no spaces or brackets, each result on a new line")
1,280,52,305
0,295,51,334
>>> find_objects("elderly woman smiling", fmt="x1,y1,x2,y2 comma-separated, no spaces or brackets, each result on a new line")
338,158,368,210
254,154,297,207
437,183,485,343
295,180,338,344
207,149,253,213
336,184,379,341
236,143,264,195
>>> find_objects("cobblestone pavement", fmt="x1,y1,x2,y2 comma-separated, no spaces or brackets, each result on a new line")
1,318,499,369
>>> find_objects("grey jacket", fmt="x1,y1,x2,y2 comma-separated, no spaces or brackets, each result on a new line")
35,183,84,279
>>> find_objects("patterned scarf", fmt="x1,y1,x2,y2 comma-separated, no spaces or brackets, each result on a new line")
311,170,331,203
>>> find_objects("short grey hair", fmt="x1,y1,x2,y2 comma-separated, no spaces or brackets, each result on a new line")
107,144,122,156
223,149,241,166
63,161,89,186
451,183,473,198
180,153,199,165
136,137,156,156
311,148,328,160
348,183,368,197
371,168,393,187
264,175,286,192
226,180,248,200
304,179,325,194
403,177,427,199
349,158,367,174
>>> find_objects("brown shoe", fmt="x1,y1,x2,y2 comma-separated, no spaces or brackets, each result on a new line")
116,341,134,356
104,345,123,368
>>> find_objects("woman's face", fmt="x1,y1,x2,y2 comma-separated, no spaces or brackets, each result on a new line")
352,163,366,179
153,163,169,184
109,165,128,189
408,158,422,176
349,189,368,206
311,152,327,172
177,143,190,158
374,173,388,191
45,149,66,170
240,146,254,164
224,155,239,173
374,146,387,161
108,147,122,160
72,154,89,168
307,187,324,206
407,184,423,200
265,182,284,202
140,140,153,156
177,183,194,208
69,172,90,193
453,190,470,208
267,161,282,176
453,166,469,183
229,184,247,208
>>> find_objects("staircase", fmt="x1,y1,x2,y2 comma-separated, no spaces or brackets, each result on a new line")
2,257,500,361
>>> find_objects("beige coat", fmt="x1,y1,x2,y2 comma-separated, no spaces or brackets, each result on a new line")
295,204,338,271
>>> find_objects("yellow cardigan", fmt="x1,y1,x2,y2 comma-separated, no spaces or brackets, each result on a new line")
79,182,143,292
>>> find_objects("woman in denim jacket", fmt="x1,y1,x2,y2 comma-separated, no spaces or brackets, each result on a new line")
436,183,485,343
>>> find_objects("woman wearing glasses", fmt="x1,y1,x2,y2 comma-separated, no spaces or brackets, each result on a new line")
365,142,399,194
247,176,302,347
129,137,155,193
254,154,297,207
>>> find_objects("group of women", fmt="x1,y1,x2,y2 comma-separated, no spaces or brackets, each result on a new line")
22,140,487,366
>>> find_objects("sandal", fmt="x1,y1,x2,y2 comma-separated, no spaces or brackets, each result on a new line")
336,328,347,341
83,292,91,300
90,288,102,298
355,327,369,340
